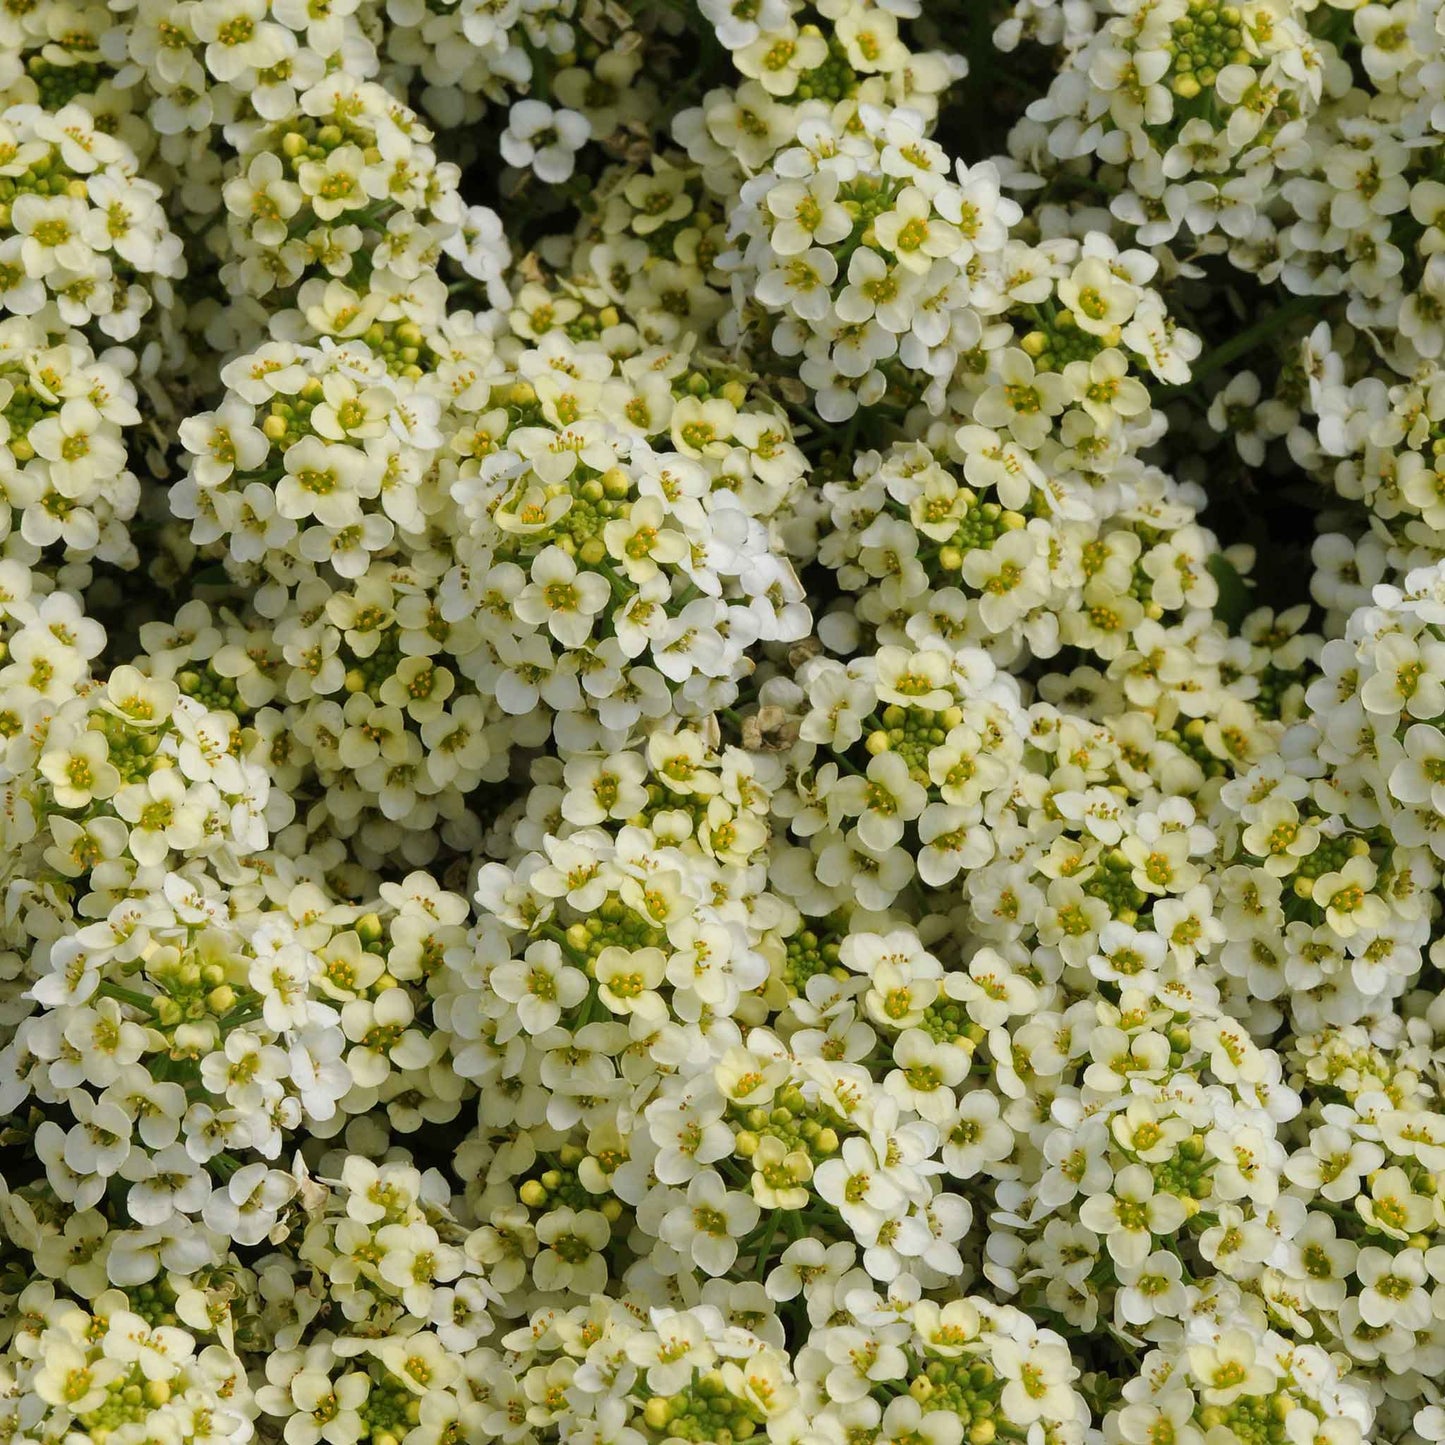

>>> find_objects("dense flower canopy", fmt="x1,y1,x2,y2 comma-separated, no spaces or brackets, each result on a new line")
4,4,1445,1445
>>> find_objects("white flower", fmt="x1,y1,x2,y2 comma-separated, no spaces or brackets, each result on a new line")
201,1164,296,1246
490,941,589,1035
514,546,613,648
500,100,591,184
659,1172,759,1276
1077,1163,1189,1269
533,1207,610,1292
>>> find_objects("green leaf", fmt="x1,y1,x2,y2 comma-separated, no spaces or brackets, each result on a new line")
1208,553,1253,632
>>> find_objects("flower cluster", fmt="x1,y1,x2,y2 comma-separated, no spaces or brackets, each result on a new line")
0,311,143,570
736,125,1016,420
2,1288,255,1445
218,76,503,327
163,318,809,864
6,7,1445,1445
1015,0,1333,253
0,101,181,345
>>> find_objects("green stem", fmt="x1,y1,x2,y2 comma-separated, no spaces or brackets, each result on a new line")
96,981,155,1011
217,996,265,1029
752,1209,783,1282
1172,291,1321,392
573,988,600,1029
592,558,633,603
234,465,286,485
218,1005,265,1032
